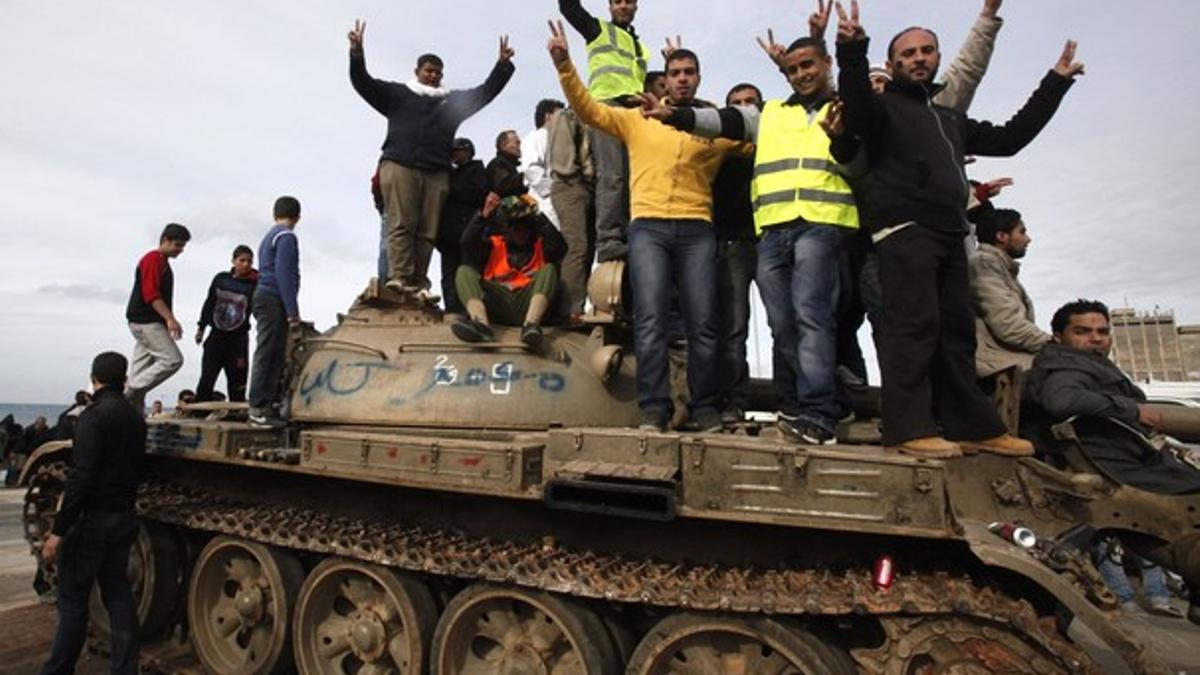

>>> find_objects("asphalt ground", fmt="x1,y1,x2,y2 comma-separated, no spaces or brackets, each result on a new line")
1,486,1197,674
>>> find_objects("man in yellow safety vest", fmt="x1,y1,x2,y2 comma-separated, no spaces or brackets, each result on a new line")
644,36,859,445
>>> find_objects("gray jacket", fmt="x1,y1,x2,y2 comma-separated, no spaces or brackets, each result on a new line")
935,13,1003,113
969,243,1051,377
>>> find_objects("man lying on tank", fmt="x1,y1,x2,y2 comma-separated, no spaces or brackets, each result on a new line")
452,193,566,347
1022,299,1200,495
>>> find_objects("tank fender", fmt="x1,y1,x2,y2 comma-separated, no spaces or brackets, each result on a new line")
961,520,1164,674
17,440,72,487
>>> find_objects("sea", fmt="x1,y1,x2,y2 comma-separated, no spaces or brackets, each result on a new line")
0,403,66,427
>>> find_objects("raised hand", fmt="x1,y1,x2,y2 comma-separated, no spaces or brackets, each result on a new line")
755,28,786,66
982,0,1002,18
662,35,683,62
809,0,833,39
547,20,570,68
638,92,675,122
818,98,846,138
348,19,366,52
482,192,502,219
980,177,1014,198
1053,40,1085,79
499,35,515,63
834,0,864,43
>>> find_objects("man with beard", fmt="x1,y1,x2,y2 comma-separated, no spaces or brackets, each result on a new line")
834,0,1083,458
969,208,1051,378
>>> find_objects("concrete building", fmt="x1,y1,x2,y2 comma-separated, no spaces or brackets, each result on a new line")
1110,308,1200,382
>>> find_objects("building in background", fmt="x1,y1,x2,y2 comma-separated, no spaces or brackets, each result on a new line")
1110,307,1200,387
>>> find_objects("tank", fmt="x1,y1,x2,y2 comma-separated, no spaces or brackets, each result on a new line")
18,274,1200,675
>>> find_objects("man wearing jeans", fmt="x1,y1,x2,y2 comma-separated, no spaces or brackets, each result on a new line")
549,24,748,431
648,38,859,444
248,197,302,426
40,351,145,675
125,223,190,415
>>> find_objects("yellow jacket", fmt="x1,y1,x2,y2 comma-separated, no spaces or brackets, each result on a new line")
558,61,750,223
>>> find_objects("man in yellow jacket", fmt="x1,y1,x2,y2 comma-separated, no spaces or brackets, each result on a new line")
548,21,749,431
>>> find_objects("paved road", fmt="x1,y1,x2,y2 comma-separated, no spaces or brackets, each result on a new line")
2,486,1198,674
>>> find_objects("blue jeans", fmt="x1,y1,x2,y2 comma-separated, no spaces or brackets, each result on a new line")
1093,538,1170,605
756,223,842,431
41,512,139,675
627,219,720,418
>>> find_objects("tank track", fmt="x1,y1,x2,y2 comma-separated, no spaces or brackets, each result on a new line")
134,478,1119,674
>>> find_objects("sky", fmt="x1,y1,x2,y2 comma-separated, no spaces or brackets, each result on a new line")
1,0,1198,403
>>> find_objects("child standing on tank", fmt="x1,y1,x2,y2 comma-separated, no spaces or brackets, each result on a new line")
248,197,302,426
194,245,259,402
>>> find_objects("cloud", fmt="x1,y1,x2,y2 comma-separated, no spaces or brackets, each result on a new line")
35,283,127,304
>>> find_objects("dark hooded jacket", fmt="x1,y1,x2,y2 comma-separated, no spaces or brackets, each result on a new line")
1023,343,1200,494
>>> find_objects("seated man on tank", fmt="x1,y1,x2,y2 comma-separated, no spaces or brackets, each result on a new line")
452,193,566,347
1022,299,1200,494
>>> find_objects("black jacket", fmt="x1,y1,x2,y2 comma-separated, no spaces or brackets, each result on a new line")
1023,344,1200,495
460,214,568,273
198,270,258,338
52,387,147,536
836,38,1072,233
711,156,755,241
487,151,528,198
350,53,514,171
438,159,491,247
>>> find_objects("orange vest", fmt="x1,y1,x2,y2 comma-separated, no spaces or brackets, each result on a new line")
483,236,545,291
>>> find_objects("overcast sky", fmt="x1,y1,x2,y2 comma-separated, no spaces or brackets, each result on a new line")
2,0,1198,403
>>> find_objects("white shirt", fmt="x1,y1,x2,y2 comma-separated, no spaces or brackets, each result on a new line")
519,127,559,227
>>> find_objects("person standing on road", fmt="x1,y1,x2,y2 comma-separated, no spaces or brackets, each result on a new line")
39,351,146,675
248,197,302,426
348,19,515,303
125,223,190,415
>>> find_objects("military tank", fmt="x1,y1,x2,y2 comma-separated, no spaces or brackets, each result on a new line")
18,271,1200,675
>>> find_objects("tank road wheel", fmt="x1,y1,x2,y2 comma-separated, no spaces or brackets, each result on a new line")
431,583,620,675
188,536,304,675
626,613,838,675
293,558,438,675
21,460,67,586
852,615,1075,675
90,521,182,641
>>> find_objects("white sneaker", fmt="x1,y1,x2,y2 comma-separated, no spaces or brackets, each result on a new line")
415,288,441,304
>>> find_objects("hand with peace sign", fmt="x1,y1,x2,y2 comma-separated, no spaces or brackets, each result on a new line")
499,35,515,64
755,29,786,67
547,20,571,68
1053,40,1085,79
834,0,865,44
638,92,675,122
348,19,366,53
662,35,683,62
818,98,846,139
809,0,833,39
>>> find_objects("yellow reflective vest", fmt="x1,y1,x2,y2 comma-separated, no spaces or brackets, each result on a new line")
585,20,648,100
751,100,859,234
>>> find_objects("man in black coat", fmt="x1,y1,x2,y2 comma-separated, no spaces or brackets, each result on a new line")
437,138,491,315
40,352,146,675
1023,300,1200,495
349,19,514,302
834,0,1084,458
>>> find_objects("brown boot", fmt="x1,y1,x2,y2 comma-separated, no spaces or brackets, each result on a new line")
888,436,963,459
961,434,1034,457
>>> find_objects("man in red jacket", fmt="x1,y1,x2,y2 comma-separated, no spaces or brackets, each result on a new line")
125,223,190,415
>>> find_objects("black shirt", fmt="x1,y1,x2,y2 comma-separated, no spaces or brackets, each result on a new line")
52,387,146,536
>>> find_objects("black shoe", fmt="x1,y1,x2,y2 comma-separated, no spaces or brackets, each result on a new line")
689,410,724,433
520,323,544,347
720,405,745,425
779,417,837,445
452,318,495,343
637,410,668,432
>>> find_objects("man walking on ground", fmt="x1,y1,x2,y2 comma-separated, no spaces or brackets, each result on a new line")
195,245,259,402
557,0,650,262
549,22,749,431
248,197,302,426
40,351,145,675
834,0,1083,458
969,208,1051,379
125,223,190,415
348,19,515,302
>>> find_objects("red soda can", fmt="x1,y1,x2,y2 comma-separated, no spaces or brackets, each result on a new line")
873,554,895,590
